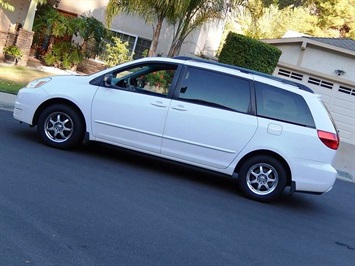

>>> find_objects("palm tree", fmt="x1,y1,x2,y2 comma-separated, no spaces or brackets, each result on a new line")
167,0,248,57
106,0,248,57
105,0,182,57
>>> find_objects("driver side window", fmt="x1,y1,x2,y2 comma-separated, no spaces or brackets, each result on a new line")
108,63,178,97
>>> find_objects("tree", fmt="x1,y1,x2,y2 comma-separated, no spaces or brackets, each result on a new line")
166,0,248,57
235,2,322,39
34,4,108,53
104,37,132,67
0,0,14,11
74,16,109,57
33,4,71,52
105,0,182,57
0,0,48,11
313,0,355,38
34,0,47,4
168,0,219,57
33,4,108,69
261,0,310,9
230,0,355,39
105,0,248,57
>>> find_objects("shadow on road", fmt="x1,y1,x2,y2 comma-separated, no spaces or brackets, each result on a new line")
76,141,325,210
7,120,337,212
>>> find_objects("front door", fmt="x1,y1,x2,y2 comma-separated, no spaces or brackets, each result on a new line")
91,62,179,153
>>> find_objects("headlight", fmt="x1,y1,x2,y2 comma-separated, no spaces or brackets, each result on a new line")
26,77,52,88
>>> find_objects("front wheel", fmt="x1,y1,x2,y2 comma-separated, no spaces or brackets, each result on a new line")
37,104,84,149
237,156,287,202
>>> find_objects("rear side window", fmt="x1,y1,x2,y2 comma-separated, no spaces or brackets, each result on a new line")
178,67,251,113
255,82,315,128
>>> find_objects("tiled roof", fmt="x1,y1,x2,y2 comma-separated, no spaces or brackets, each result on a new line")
306,37,355,52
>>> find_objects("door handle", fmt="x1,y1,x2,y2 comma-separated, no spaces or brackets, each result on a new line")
151,101,167,108
171,105,188,111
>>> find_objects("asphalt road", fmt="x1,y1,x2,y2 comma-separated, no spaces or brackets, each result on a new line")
1,109,355,266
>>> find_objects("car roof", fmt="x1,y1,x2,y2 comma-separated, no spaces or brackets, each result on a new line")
92,56,314,94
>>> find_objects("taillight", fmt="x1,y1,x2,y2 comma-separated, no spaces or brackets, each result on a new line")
317,130,339,150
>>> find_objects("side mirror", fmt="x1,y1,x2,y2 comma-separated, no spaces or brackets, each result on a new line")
104,74,113,86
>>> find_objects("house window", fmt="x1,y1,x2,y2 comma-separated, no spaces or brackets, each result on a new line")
111,31,136,54
98,30,152,60
135,38,152,58
255,82,315,128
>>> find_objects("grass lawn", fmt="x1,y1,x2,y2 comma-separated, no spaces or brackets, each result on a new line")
0,64,53,95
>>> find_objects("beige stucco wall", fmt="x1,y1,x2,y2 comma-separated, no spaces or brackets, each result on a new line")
275,44,303,66
191,19,225,56
270,40,355,86
301,45,355,83
58,0,109,15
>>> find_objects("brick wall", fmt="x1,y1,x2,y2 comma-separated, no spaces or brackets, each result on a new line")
15,29,34,66
0,31,16,61
1,29,33,65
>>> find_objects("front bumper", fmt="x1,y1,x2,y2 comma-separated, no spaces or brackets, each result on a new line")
13,87,48,125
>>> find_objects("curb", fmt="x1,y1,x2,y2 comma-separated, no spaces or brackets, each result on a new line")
0,92,17,111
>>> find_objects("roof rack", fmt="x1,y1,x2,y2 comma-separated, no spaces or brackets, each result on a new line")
173,56,314,93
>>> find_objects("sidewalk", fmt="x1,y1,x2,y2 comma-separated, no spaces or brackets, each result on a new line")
333,141,355,183
0,91,354,183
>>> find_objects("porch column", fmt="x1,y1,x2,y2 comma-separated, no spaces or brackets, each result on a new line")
23,0,37,31
16,29,34,66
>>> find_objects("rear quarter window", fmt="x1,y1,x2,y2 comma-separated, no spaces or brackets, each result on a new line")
255,82,315,128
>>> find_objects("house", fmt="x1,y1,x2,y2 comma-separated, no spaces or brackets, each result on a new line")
263,36,355,145
2,1,354,145
0,0,224,65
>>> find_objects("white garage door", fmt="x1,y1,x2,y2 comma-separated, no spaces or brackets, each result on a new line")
276,68,355,145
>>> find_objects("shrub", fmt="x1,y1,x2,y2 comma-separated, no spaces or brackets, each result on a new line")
219,32,281,74
3,45,23,59
44,42,83,70
103,37,133,67
33,4,110,64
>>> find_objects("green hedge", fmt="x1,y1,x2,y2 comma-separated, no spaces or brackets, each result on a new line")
219,32,281,74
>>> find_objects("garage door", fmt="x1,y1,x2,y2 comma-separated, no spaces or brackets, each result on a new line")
276,68,355,145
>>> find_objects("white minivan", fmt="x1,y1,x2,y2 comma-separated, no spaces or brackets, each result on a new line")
13,57,339,201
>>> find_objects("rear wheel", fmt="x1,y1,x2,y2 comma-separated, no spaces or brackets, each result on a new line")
37,104,84,149
237,156,287,202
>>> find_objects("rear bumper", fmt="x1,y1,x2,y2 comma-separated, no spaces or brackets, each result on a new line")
291,157,337,193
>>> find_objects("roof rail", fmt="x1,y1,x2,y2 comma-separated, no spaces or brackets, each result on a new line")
173,56,314,93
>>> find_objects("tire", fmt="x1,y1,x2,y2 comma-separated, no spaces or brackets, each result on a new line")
37,104,84,149
237,155,287,202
